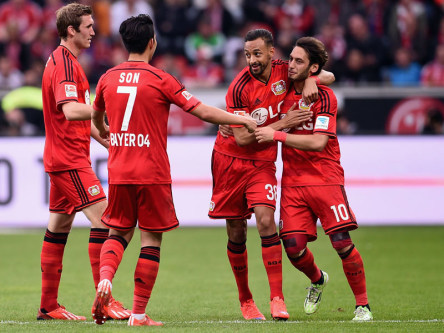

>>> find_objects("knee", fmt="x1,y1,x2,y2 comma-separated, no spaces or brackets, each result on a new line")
226,219,247,243
282,234,308,259
256,214,276,235
329,231,354,255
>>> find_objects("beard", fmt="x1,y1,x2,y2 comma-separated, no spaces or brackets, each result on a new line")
290,66,311,82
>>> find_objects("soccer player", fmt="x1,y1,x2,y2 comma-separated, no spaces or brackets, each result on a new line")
255,36,373,321
38,3,130,321
90,14,257,327
208,29,335,320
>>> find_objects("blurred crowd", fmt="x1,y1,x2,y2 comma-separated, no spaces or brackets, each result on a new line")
1,0,444,136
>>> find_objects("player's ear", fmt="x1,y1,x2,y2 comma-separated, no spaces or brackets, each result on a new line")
67,25,76,37
310,63,319,75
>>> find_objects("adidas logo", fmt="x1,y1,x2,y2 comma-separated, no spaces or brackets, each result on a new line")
254,98,262,106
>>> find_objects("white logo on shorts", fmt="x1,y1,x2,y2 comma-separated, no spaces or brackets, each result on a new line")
209,201,215,212
88,185,100,196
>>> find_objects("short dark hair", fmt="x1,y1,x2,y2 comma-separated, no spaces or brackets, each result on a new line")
119,14,155,54
244,29,273,47
295,37,328,75
56,3,92,40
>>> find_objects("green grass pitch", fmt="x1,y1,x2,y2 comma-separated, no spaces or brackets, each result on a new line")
0,226,443,332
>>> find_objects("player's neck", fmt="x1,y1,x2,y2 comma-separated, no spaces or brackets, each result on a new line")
292,81,305,94
60,40,81,58
128,53,149,63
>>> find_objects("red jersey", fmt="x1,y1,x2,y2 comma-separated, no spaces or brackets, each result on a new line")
93,61,201,184
42,46,92,172
213,60,290,162
281,85,344,186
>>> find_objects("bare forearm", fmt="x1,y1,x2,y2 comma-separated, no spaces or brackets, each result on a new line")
318,69,335,85
62,102,93,121
284,134,328,151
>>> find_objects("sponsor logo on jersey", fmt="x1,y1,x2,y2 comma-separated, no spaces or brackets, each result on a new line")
251,107,268,125
88,185,100,196
65,84,77,98
209,201,215,212
315,116,330,130
234,110,246,116
182,90,193,100
298,99,313,111
271,80,286,96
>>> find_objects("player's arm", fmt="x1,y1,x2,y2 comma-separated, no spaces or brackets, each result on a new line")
255,127,329,152
302,70,335,104
91,109,110,149
191,104,257,132
61,102,94,121
268,103,312,131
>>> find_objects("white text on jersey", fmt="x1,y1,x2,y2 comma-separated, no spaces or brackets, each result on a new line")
119,72,140,84
110,133,150,147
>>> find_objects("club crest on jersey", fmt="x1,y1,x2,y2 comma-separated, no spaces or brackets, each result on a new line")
209,201,215,212
182,90,193,100
271,80,286,96
299,99,313,111
88,185,100,196
65,84,77,98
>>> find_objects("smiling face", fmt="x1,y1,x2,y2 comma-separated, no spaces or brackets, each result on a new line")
288,46,318,83
72,15,95,50
244,38,274,81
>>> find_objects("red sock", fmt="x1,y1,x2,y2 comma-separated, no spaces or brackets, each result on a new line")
88,228,108,289
132,246,160,314
227,240,252,303
261,233,284,300
40,229,69,312
99,235,127,282
340,246,368,306
289,248,322,283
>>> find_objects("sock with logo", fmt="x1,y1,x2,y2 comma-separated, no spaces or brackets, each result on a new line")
261,233,284,299
88,228,109,288
289,248,322,283
40,229,69,312
340,245,368,306
227,240,253,303
132,246,160,314
99,235,127,282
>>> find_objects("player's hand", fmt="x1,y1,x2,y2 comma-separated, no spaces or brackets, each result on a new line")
243,115,257,133
255,126,275,143
284,104,312,128
219,124,233,138
302,76,319,104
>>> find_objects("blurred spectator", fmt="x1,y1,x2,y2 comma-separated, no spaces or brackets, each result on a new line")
188,0,237,36
110,0,154,38
273,0,315,38
182,45,224,88
387,0,428,63
361,0,392,37
242,0,279,29
313,0,363,33
151,53,188,80
0,56,23,90
337,111,357,135
92,0,111,37
315,22,346,73
0,0,42,71
2,63,44,136
421,108,444,134
155,0,191,55
421,44,444,86
345,13,387,82
384,47,421,86
184,16,226,63
341,48,380,85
